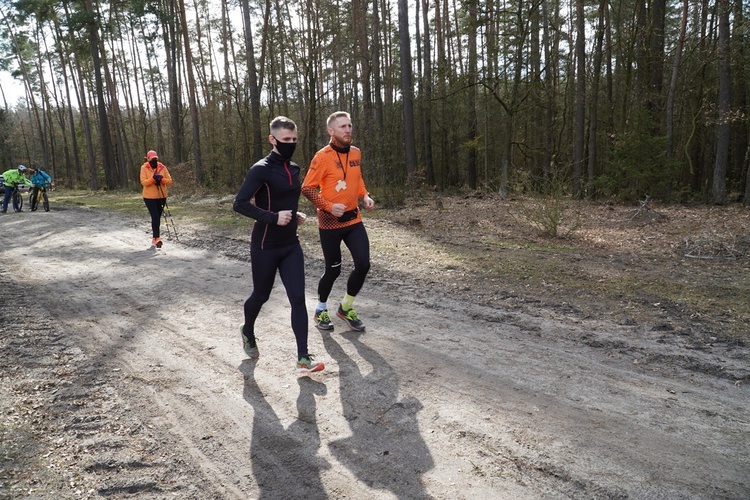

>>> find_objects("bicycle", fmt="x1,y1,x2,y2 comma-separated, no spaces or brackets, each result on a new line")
10,185,23,212
29,185,50,212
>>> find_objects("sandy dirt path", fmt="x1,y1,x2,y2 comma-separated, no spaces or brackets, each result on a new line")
1,206,748,499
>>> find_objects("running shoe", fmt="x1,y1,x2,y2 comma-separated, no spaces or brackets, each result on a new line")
239,324,259,360
295,355,325,374
337,305,365,331
153,237,163,248
314,309,334,331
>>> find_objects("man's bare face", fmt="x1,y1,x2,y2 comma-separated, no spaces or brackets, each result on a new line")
328,116,352,147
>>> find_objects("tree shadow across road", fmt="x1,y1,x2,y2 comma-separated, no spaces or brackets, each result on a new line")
321,331,434,498
240,360,329,499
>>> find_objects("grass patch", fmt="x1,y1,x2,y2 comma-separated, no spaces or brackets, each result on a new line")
52,189,143,212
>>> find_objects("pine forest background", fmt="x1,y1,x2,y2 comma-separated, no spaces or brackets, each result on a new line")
0,0,748,206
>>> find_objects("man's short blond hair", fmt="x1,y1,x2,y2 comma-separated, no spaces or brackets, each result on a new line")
327,111,351,128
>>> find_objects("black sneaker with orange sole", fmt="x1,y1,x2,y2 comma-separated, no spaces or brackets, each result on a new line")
337,305,365,331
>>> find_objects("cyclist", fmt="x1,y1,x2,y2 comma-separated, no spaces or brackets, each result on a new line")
1,165,33,213
29,167,52,208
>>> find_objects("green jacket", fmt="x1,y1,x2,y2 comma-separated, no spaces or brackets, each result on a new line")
2,169,33,187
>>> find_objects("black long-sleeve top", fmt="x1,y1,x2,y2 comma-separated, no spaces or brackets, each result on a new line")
233,151,301,249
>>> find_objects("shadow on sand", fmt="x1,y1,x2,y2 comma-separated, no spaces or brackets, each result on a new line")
240,360,329,499
321,331,434,498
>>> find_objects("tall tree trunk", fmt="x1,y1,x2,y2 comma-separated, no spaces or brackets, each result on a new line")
737,0,750,205
633,0,648,109
221,0,233,119
420,0,434,185
162,0,183,163
178,0,203,181
435,0,448,187
353,0,372,144
117,14,140,170
529,0,542,189
240,0,263,159
687,0,711,193
397,0,417,177
34,25,53,176
42,28,70,182
372,0,384,133
257,0,271,91
604,0,613,133
96,2,128,187
369,0,384,180
132,17,151,153
302,0,319,161
497,0,528,196
732,0,748,191
665,0,689,158
220,0,238,180
647,0,666,121
53,13,82,185
0,8,45,170
84,0,116,189
450,0,463,73
587,0,606,196
382,0,394,110
712,0,731,204
541,0,554,184
573,0,586,198
140,16,166,155
192,0,213,99
72,52,98,189
273,0,290,117
465,0,478,189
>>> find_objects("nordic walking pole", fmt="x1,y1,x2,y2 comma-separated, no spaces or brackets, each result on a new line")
164,198,179,241
161,199,172,239
157,184,171,239
158,184,179,242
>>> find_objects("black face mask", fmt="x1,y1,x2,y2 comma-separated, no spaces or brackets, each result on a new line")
273,138,296,160
149,159,158,168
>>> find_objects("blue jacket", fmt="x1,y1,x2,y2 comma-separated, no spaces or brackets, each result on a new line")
31,169,51,187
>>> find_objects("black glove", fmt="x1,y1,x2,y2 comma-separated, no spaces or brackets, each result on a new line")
153,174,163,186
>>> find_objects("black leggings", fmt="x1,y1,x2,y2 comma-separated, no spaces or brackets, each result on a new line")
317,222,370,303
143,197,165,238
244,242,309,359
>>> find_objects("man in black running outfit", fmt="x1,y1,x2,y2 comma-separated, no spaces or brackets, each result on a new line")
233,116,324,374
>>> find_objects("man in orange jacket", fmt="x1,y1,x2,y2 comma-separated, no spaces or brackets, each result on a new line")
139,150,173,248
302,111,375,331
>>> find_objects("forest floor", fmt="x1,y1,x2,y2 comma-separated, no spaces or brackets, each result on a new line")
1,190,749,499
